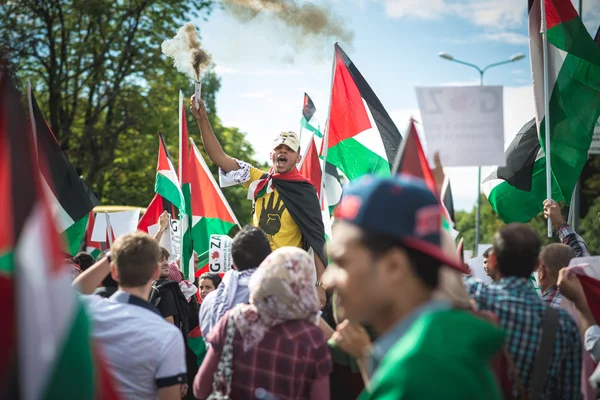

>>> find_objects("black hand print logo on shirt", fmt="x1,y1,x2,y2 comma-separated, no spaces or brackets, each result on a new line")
259,194,286,236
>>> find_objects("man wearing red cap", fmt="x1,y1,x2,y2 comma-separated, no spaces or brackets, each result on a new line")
324,175,504,399
190,98,327,307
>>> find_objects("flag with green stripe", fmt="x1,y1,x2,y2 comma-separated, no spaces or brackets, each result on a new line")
28,87,99,255
1,70,120,400
325,43,402,180
189,138,239,269
484,0,600,223
179,92,194,281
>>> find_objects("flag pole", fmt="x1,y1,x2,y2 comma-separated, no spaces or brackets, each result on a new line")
27,80,38,162
541,0,553,238
320,44,339,208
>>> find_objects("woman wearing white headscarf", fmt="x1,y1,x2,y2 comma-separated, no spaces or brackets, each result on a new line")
193,247,332,400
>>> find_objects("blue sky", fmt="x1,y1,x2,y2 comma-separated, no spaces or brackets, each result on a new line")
191,0,600,211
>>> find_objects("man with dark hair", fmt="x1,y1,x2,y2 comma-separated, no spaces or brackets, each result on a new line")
92,250,119,298
483,247,495,278
74,251,96,272
200,226,272,337
73,232,187,400
539,244,576,308
465,223,582,399
324,176,505,399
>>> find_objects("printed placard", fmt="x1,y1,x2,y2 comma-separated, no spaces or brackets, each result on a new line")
208,235,233,274
416,86,505,167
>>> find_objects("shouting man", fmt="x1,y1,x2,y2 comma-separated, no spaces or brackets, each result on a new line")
190,97,327,307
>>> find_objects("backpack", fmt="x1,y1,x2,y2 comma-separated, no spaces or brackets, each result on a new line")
149,280,191,339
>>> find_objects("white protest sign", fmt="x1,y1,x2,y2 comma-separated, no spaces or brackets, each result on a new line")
92,209,140,242
208,235,233,274
589,118,600,155
147,217,178,260
415,86,505,167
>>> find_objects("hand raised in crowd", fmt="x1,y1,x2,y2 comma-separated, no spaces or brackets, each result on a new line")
331,319,372,360
432,151,445,197
158,210,170,233
543,199,565,229
189,95,207,120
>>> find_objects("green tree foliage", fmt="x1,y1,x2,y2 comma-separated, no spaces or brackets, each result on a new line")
456,194,562,254
0,0,263,225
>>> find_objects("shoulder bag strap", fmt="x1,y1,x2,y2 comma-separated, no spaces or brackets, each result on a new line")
529,307,560,400
208,315,236,400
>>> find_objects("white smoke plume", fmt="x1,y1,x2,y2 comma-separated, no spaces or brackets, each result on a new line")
162,23,212,81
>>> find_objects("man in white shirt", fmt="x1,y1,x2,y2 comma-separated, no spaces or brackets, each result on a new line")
74,232,187,400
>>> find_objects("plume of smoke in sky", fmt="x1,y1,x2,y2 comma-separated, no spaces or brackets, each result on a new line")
162,23,212,81
223,0,354,47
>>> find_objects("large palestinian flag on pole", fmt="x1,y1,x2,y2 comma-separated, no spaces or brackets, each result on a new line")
189,138,238,269
28,87,99,255
325,43,402,180
179,92,194,281
484,0,600,223
1,67,119,399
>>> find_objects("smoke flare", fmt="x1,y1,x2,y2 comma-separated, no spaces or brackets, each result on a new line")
223,0,354,45
162,23,212,81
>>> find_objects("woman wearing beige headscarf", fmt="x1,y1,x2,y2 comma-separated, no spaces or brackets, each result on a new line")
193,247,332,400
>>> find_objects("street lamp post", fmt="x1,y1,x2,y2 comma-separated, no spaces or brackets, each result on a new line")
438,52,525,256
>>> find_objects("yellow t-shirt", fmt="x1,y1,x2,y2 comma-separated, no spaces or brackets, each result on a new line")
244,167,303,251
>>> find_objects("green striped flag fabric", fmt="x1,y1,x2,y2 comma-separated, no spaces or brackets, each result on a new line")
325,43,402,180
189,138,238,268
1,69,119,400
179,92,194,281
156,132,185,213
28,87,99,255
484,0,600,223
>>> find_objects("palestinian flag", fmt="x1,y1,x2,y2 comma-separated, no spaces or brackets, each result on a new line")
325,43,402,180
188,326,208,367
137,194,176,253
392,120,453,231
301,93,321,138
84,211,102,259
299,136,333,239
28,88,99,256
1,70,119,399
189,138,238,268
301,92,342,213
155,132,185,213
484,0,600,223
179,92,194,281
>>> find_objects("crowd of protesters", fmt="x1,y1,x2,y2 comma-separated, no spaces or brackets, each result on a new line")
65,98,600,399
68,174,600,400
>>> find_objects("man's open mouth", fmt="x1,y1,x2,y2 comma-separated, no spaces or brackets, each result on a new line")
276,155,287,165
